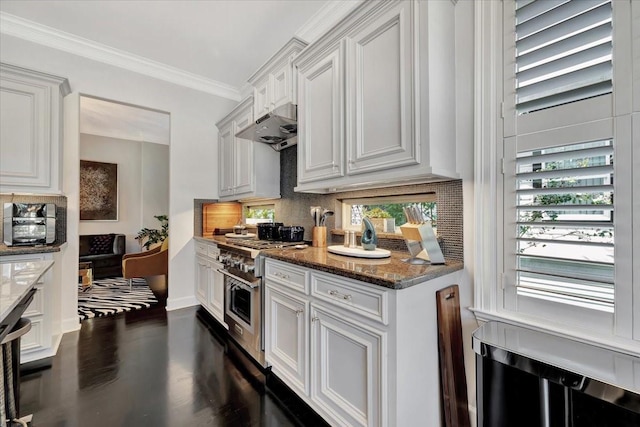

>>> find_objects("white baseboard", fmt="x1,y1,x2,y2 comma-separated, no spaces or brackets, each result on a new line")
166,295,199,311
469,404,477,427
61,316,81,333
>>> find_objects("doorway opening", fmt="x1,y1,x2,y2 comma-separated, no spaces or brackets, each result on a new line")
77,95,170,319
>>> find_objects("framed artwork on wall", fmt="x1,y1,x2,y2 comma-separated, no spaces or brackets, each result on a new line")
79,160,118,221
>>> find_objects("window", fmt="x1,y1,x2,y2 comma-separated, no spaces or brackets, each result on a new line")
515,0,613,114
341,194,436,234
515,139,614,311
243,204,275,225
483,0,637,343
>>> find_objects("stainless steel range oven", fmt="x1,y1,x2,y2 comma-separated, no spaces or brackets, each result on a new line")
217,238,302,368
220,266,264,366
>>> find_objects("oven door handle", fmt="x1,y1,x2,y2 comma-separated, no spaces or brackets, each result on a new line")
217,269,260,289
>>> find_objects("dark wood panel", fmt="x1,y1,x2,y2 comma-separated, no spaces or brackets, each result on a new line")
436,284,471,427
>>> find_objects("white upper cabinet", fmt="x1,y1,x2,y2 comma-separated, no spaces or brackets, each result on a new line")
248,37,308,120
233,105,255,195
218,121,235,198
293,0,458,193
0,63,70,194
216,97,280,201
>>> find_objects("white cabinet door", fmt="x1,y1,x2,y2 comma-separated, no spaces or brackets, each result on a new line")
218,122,235,198
271,63,291,110
297,43,344,184
254,78,270,119
195,256,209,306
233,103,255,196
249,37,307,119
310,303,386,427
0,64,68,193
208,261,225,325
265,283,309,397
347,1,417,175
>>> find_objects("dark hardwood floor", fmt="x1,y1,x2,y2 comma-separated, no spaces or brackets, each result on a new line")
18,305,311,427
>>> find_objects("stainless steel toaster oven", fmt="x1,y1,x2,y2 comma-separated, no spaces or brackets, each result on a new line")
3,203,56,246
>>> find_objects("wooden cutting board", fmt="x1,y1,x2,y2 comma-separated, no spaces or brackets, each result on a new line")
436,284,471,427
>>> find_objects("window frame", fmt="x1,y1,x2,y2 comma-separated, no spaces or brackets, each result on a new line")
339,193,437,233
473,0,638,353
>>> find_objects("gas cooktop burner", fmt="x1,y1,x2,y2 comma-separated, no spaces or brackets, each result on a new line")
225,239,301,250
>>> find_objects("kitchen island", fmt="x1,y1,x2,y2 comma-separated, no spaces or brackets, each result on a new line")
1,259,54,424
1,260,54,342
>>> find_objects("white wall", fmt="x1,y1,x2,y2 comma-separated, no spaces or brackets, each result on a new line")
0,34,237,330
80,134,142,253
141,141,169,230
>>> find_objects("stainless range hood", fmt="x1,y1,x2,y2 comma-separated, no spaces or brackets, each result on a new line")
236,103,297,152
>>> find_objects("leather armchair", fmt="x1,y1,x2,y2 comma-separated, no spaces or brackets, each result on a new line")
122,239,168,291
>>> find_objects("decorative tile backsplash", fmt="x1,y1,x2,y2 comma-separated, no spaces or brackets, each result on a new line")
272,147,463,262
0,193,68,244
194,147,464,262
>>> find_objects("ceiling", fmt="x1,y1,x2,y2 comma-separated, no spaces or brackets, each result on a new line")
0,0,333,91
80,96,171,145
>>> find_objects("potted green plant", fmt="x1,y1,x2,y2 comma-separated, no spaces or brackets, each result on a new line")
135,215,168,250
364,208,395,233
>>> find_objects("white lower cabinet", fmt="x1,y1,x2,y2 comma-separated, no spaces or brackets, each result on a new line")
264,257,462,427
196,255,209,302
310,303,385,427
265,258,387,427
208,263,225,322
194,240,226,327
265,284,309,396
2,251,62,363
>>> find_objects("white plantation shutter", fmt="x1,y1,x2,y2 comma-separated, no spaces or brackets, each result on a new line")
514,139,614,311
500,0,632,319
515,0,613,114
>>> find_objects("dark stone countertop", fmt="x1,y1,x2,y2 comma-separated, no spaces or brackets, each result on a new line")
194,235,463,290
0,243,64,256
262,246,463,290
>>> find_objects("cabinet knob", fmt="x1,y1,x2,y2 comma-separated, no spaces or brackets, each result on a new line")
296,309,304,317
311,317,319,323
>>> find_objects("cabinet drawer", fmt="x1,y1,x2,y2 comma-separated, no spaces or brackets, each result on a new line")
195,240,219,260
265,259,308,294
311,271,388,325
23,286,44,317
195,241,208,256
207,245,220,259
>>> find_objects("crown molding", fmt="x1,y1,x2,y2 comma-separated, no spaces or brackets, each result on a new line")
295,0,364,44
0,12,241,101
